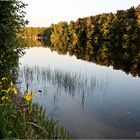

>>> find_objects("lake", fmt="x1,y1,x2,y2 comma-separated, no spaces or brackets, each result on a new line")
18,47,140,139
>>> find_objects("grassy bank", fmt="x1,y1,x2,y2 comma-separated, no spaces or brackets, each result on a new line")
0,77,71,139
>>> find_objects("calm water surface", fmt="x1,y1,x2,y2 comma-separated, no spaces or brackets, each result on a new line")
18,47,140,139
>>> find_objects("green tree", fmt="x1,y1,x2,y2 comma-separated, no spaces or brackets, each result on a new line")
41,27,53,46
0,1,28,78
51,22,69,53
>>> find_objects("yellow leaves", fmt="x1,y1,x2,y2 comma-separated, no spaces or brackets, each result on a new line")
24,92,36,102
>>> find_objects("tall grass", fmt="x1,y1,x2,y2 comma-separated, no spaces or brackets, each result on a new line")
0,77,71,139
18,66,110,106
18,66,110,105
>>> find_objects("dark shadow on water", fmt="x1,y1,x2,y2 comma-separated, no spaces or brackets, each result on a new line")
37,38,140,78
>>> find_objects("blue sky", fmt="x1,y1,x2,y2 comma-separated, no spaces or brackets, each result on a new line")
23,0,140,27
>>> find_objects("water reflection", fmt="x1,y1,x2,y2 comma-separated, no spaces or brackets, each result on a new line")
40,40,140,78
23,38,140,78
18,66,110,109
18,47,140,139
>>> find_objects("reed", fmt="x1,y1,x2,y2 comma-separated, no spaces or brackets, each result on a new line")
0,77,71,139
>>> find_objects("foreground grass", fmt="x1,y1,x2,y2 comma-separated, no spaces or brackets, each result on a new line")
0,77,71,139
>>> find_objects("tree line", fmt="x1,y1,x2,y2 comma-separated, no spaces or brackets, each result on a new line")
20,27,46,39
46,5,140,44
22,5,140,42
43,5,140,77
21,5,140,77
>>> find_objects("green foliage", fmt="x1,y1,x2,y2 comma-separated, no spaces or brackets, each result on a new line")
19,5,140,77
20,27,46,39
50,22,69,53
0,1,28,47
0,1,28,79
34,5,140,50
39,5,140,77
0,78,71,139
41,27,53,46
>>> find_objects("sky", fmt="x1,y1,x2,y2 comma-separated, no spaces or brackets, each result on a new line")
22,0,140,27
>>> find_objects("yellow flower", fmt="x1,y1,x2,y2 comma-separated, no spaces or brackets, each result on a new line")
7,88,11,93
10,81,13,87
7,87,17,94
1,96,8,100
24,92,36,102
24,94,32,101
2,89,8,93
12,87,17,94
2,77,8,81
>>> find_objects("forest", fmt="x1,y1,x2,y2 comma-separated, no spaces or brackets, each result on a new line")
21,5,140,77
22,5,140,43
